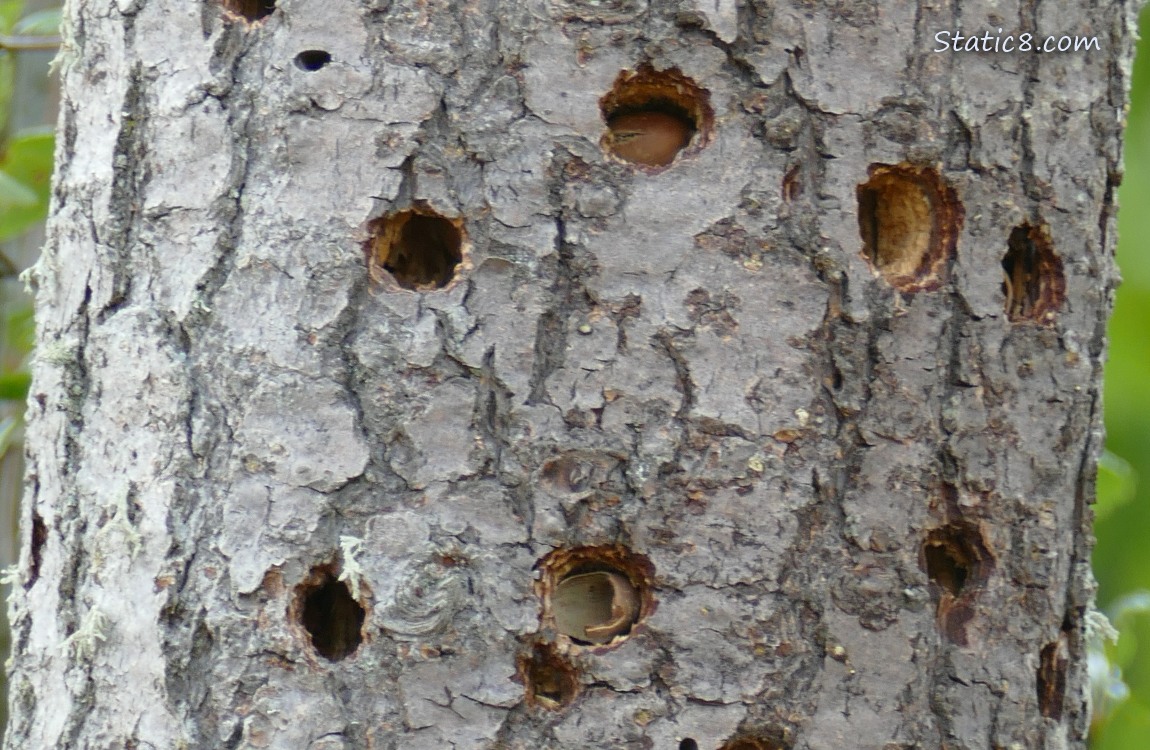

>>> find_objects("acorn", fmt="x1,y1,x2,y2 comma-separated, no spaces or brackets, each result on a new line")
552,570,640,644
606,110,693,167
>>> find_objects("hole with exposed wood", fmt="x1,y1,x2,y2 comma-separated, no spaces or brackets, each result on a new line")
220,0,276,22
536,545,654,648
1001,222,1064,323
600,64,713,170
519,642,580,710
365,207,466,291
856,163,962,291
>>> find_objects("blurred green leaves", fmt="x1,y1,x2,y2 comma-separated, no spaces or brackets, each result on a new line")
0,128,52,242
0,0,56,461
1092,6,1150,747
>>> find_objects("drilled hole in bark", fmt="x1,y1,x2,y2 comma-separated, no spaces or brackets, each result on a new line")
294,565,365,661
680,740,700,750
519,642,579,709
294,50,332,71
221,0,276,21
537,545,655,647
921,523,993,645
857,163,962,291
1037,632,1069,720
540,454,592,494
720,737,781,750
600,64,713,169
921,523,991,596
26,512,46,590
1001,223,1065,323
365,208,465,291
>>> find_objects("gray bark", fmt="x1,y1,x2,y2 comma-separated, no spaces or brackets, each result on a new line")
3,0,1142,748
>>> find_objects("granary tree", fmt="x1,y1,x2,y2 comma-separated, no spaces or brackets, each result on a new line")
3,0,1142,748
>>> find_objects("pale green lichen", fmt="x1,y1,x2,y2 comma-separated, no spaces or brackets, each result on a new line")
338,535,367,600
97,489,142,561
60,607,108,660
0,564,20,586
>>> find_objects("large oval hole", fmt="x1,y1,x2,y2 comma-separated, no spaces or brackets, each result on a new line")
294,565,366,661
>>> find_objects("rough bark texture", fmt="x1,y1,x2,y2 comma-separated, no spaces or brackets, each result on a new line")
4,1,1142,748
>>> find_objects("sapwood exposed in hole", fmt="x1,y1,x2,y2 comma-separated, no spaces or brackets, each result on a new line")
552,569,639,644
221,0,275,22
536,545,654,647
856,163,962,291
1002,223,1065,323
366,209,465,290
519,642,580,709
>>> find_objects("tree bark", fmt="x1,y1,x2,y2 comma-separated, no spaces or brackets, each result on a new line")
4,1,1142,748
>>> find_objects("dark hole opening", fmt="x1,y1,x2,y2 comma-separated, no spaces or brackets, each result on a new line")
1001,223,1063,322
1037,636,1068,720
923,541,968,596
722,739,771,750
26,512,46,589
680,740,700,750
299,571,365,661
371,211,464,290
223,0,276,21
522,643,579,709
921,524,991,599
295,50,332,72
1002,226,1038,319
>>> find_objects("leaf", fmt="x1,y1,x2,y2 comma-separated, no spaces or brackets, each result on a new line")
0,169,36,206
4,304,33,353
0,415,18,460
12,7,60,36
0,128,54,241
1097,449,1138,520
0,369,29,400
0,1,24,34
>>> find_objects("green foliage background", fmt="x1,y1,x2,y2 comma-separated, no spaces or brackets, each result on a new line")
0,4,1148,745
1089,7,1150,747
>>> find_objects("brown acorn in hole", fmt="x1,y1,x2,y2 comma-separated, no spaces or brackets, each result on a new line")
605,110,693,167
552,570,640,644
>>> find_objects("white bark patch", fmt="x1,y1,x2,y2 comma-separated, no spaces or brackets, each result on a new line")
693,0,739,43
145,103,232,212
397,654,520,748
388,379,478,488
236,377,368,492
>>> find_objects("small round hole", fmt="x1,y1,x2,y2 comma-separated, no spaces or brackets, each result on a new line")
1001,222,1064,323
520,642,580,709
680,740,700,750
856,163,962,292
295,50,332,72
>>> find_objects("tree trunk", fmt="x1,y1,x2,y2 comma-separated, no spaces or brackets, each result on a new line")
4,1,1141,748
